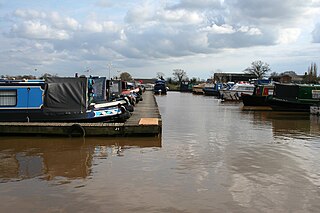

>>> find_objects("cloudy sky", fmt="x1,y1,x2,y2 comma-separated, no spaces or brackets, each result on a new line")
1,0,320,79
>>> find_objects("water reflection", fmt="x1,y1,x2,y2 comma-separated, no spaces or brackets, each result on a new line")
247,111,320,141
0,137,161,182
2,92,320,212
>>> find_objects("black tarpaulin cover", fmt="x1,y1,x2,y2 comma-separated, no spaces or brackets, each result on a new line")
44,77,87,114
274,83,299,99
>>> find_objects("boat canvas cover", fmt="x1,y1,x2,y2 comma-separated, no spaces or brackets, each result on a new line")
43,77,87,114
274,84,299,99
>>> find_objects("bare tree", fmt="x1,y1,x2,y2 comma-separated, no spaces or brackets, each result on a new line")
172,69,187,85
40,73,58,80
190,77,198,84
304,62,318,83
120,72,133,81
269,72,278,77
245,60,271,79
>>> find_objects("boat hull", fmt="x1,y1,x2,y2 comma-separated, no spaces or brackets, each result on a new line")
203,83,223,96
242,95,269,106
192,88,204,95
0,109,130,123
154,90,167,95
203,89,220,96
266,97,320,112
220,90,253,101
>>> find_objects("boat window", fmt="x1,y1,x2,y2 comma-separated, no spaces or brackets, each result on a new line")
0,90,17,106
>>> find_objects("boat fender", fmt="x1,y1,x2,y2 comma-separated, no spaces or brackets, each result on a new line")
69,124,86,137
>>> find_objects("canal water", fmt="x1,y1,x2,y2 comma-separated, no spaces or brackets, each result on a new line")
1,92,320,212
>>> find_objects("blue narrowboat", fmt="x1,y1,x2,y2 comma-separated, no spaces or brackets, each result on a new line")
153,79,167,95
203,83,223,96
0,77,130,122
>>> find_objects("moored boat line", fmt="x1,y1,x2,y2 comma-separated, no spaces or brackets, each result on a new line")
0,91,161,137
0,76,162,137
2,76,320,137
180,79,320,114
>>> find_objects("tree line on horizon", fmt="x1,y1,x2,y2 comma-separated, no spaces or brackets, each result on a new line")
164,61,320,87
1,61,319,84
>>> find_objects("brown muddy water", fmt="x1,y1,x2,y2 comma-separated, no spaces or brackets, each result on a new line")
1,92,320,212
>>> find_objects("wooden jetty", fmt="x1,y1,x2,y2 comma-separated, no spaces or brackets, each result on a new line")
0,91,162,137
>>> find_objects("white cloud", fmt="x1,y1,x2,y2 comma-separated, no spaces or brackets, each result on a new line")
120,29,127,41
277,28,301,44
1,1,320,78
201,24,235,34
11,20,71,40
82,20,104,32
312,23,320,42
82,20,120,34
224,0,306,24
158,9,204,24
169,0,222,10
125,2,156,24
9,9,80,40
14,9,46,19
238,26,262,36
48,12,80,30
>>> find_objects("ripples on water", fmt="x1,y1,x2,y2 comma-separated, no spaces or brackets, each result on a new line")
1,92,320,212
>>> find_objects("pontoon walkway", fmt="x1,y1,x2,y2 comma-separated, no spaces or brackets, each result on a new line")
0,91,162,137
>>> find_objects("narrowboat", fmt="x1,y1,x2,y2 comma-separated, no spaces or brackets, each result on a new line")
180,81,193,92
0,77,131,122
242,84,274,106
266,83,320,112
203,83,223,96
153,79,167,95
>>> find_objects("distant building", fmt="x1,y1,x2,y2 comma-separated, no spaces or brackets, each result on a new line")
270,71,303,83
213,73,257,83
